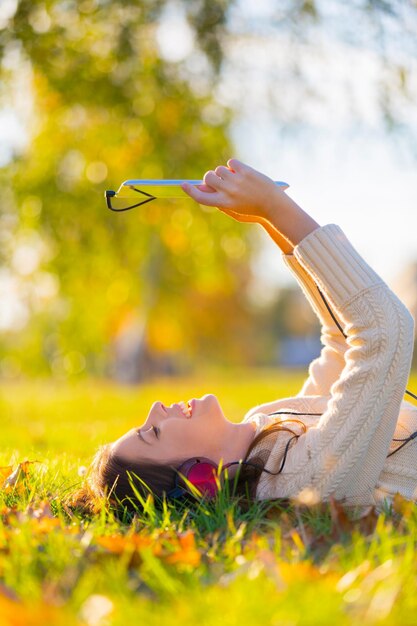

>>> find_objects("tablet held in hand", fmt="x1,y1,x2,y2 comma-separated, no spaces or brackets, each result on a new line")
105,179,289,212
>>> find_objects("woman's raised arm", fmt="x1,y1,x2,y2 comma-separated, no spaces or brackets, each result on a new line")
182,159,349,397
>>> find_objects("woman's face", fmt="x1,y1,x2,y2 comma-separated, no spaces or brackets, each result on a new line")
111,394,241,465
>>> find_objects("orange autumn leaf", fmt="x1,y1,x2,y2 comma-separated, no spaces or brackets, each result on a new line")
96,531,200,567
19,461,39,476
329,497,353,536
0,593,70,626
0,505,15,516
164,531,201,567
3,482,26,497
393,492,414,518
96,535,130,554
31,517,62,534
164,548,201,567
178,530,197,551
96,533,155,555
279,561,324,584
1,461,39,492
0,467,13,484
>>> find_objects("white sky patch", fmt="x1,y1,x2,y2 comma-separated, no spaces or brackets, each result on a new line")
0,0,18,29
156,2,195,63
0,270,29,331
217,29,417,130
0,108,27,166
0,42,33,165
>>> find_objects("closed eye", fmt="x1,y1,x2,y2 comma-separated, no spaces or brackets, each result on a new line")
136,426,159,442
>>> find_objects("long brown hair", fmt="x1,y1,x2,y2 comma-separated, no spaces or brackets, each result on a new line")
69,419,305,515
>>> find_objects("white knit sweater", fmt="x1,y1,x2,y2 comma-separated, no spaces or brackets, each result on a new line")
243,224,416,508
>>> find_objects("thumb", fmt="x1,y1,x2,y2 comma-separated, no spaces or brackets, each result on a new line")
181,182,197,199
181,182,221,207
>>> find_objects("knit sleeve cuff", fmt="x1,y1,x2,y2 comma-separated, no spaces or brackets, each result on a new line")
294,224,384,309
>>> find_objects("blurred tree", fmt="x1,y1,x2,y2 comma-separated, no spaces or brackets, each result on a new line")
0,0,415,380
0,0,257,379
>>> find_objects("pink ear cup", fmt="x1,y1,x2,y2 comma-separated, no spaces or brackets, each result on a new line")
187,462,218,497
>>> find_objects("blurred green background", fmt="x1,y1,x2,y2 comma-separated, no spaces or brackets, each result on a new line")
0,0,416,383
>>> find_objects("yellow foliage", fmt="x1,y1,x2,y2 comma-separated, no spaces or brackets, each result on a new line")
148,313,184,352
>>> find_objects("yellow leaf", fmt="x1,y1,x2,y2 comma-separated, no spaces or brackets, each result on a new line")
393,492,413,518
289,529,305,552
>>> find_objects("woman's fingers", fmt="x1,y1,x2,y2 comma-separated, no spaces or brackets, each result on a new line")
215,165,235,180
227,158,246,173
181,182,222,207
203,170,226,189
181,160,245,207
195,183,216,193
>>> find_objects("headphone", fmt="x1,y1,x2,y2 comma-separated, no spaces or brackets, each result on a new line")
167,285,417,500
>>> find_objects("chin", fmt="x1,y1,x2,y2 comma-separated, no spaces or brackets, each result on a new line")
199,394,226,420
200,393,219,406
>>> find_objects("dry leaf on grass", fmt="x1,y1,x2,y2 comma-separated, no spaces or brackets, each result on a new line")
1,461,41,492
95,529,201,568
392,492,414,518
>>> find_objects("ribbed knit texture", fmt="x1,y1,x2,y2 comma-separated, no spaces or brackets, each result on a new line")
244,224,416,507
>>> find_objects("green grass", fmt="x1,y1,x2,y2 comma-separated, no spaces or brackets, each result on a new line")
1,369,417,625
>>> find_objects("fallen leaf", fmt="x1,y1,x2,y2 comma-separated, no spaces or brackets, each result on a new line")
356,506,379,535
31,517,62,534
164,548,201,567
279,560,324,584
392,492,413,518
95,533,156,562
0,466,13,483
1,461,39,492
165,531,201,567
329,497,353,538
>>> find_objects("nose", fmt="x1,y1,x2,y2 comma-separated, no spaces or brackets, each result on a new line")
141,401,166,429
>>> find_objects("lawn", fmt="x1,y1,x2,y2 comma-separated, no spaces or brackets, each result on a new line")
1,368,417,626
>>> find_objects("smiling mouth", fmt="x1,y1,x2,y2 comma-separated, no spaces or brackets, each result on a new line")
176,400,193,418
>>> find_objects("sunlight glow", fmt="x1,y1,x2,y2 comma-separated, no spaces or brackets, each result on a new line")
156,2,195,62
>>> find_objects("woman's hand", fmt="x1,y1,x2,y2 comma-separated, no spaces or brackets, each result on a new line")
181,159,287,224
182,158,320,246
